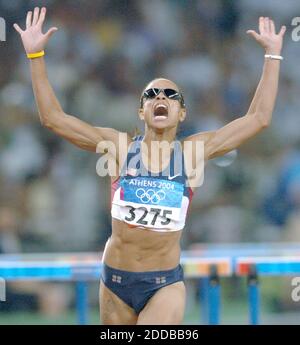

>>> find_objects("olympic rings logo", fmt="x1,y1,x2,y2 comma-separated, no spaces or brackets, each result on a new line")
135,188,166,204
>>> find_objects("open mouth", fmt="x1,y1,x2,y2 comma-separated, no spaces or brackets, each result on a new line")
153,104,168,120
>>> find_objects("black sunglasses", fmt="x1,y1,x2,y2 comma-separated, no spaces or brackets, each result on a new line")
140,88,185,108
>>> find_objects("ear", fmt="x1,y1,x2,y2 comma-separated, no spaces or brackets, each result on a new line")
179,108,186,122
138,108,145,121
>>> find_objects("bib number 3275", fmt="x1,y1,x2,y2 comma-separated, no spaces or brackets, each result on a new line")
124,206,172,226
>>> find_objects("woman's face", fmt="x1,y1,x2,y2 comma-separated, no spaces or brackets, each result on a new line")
139,79,186,131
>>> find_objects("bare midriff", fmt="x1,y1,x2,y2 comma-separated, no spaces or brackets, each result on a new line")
102,218,182,272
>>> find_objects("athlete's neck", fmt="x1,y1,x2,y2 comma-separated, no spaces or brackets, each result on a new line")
141,127,178,173
143,127,177,146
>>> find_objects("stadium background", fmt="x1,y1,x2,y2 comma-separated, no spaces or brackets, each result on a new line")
0,0,300,324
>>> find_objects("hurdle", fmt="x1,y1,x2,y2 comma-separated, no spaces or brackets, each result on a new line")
0,252,101,325
236,256,300,325
1,245,300,325
0,253,231,325
181,256,232,324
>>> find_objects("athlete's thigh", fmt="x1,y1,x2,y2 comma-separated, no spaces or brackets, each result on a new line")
99,280,138,325
136,281,186,325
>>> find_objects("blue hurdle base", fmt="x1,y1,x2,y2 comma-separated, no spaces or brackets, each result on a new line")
199,265,221,325
247,265,260,325
76,281,88,325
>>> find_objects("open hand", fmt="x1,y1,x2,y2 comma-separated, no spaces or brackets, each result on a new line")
14,7,57,54
247,17,286,55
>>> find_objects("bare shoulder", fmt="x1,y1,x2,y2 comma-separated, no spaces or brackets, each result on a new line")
179,130,215,157
94,127,133,153
95,128,134,182
181,130,216,145
179,132,215,186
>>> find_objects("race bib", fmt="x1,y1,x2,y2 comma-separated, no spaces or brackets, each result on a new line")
113,177,184,228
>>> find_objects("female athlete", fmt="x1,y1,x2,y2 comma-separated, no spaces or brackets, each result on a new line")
14,7,285,324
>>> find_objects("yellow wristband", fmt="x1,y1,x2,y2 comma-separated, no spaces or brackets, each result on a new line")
27,50,45,59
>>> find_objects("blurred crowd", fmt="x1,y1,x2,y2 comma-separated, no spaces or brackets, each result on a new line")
1,0,300,261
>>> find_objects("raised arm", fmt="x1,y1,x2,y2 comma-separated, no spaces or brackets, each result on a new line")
14,7,129,154
186,17,286,160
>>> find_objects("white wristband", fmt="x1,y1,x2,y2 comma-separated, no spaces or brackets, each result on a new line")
264,54,283,61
